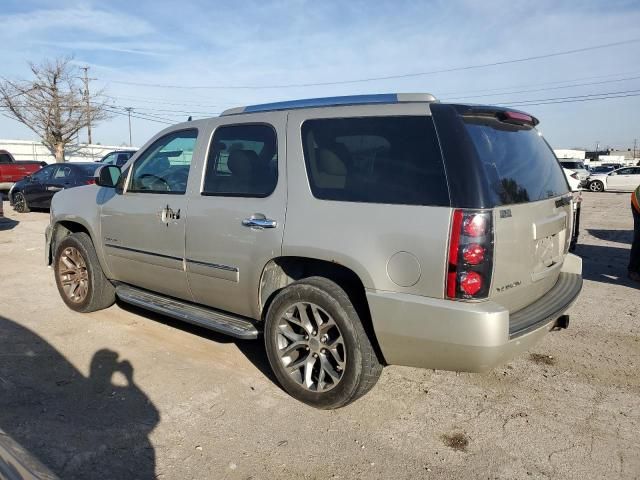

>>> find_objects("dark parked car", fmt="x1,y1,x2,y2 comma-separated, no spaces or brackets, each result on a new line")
97,150,136,167
9,163,101,213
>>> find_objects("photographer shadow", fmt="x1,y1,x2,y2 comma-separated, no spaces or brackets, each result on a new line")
0,315,159,479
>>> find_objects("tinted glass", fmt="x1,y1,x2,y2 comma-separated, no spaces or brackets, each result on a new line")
0,153,12,164
463,118,568,205
560,161,585,170
203,124,277,197
301,116,449,206
101,152,118,165
32,165,55,182
129,129,197,194
53,166,72,179
78,164,101,177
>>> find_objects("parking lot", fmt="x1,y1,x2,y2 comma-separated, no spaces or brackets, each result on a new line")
0,191,638,479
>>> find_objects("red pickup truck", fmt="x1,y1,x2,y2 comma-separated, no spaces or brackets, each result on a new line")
0,150,46,190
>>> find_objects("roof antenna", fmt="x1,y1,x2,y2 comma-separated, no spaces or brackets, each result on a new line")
187,116,192,122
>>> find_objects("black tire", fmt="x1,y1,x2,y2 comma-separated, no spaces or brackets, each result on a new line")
589,180,604,192
264,276,382,409
54,232,116,313
12,192,30,213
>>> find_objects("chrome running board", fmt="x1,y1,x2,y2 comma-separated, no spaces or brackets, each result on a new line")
115,284,260,340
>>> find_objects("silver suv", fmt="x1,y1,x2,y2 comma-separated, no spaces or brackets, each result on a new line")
46,93,583,409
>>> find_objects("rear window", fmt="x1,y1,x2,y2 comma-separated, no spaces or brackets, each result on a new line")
560,161,585,170
463,118,569,205
301,116,449,206
78,164,101,177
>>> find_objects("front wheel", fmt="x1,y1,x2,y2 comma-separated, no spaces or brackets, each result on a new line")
589,180,604,192
54,232,116,313
264,276,382,409
12,192,30,213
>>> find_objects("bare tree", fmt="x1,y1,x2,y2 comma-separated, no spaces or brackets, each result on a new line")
0,57,112,162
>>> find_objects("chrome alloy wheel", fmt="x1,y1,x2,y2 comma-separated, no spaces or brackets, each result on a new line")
13,193,27,213
57,246,89,303
276,302,346,392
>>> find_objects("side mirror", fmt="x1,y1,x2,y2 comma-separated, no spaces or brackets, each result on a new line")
96,165,121,188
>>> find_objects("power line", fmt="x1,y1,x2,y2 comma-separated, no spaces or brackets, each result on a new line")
104,106,174,125
102,38,640,90
499,89,640,107
442,74,640,101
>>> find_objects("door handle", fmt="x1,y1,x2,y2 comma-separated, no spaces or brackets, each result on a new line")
160,205,181,224
242,214,277,229
46,186,62,191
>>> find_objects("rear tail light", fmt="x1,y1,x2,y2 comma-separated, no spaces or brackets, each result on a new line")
86,178,96,185
446,210,494,300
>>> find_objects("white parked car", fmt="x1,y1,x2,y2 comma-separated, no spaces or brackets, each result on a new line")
587,166,640,192
559,160,589,185
563,168,582,192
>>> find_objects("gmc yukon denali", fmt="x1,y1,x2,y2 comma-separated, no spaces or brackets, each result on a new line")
45,93,583,409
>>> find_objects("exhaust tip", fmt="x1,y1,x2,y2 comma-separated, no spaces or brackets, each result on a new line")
553,314,570,330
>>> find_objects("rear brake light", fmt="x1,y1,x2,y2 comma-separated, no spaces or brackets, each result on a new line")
501,111,535,125
462,244,485,265
463,214,487,237
460,271,482,296
86,178,96,185
446,209,494,300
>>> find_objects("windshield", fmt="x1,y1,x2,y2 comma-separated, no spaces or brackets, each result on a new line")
463,117,569,205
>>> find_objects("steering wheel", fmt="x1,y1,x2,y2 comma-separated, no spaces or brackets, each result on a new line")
138,173,171,191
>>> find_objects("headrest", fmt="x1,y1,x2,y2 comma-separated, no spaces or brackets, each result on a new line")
317,148,346,176
228,150,258,177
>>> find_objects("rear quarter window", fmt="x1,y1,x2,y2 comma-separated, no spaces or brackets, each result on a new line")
301,116,449,206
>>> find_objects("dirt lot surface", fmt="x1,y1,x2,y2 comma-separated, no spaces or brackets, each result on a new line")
0,192,638,480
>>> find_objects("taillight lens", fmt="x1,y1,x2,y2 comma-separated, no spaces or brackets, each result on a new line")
463,214,487,237
446,209,494,300
86,178,96,185
462,244,485,265
460,271,482,295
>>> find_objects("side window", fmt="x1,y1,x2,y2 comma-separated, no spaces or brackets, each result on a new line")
203,124,277,197
116,153,131,166
129,129,197,194
32,165,55,182
53,166,72,179
301,116,449,206
0,153,12,164
616,168,633,175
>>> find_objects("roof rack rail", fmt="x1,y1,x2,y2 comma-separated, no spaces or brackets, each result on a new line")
220,93,437,116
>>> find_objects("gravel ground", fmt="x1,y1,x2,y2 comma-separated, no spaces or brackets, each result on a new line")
0,192,638,480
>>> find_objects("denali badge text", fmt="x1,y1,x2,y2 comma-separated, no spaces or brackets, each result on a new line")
496,281,522,293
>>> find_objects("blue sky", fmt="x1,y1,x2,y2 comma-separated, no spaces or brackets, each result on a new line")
1,0,639,150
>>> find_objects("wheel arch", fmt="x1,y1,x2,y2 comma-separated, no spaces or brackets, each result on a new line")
48,219,94,266
258,256,386,364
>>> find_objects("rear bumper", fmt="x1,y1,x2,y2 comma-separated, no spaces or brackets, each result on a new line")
367,254,582,372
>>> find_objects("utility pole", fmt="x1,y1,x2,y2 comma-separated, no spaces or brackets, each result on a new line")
634,138,637,160
125,107,133,146
81,66,92,144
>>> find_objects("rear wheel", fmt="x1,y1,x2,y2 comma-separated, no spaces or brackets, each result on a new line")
13,192,30,213
54,232,115,312
589,180,604,192
264,276,382,409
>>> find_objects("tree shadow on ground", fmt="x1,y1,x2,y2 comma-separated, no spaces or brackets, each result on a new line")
116,300,280,388
0,315,160,480
574,243,638,288
0,218,18,231
586,229,633,244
